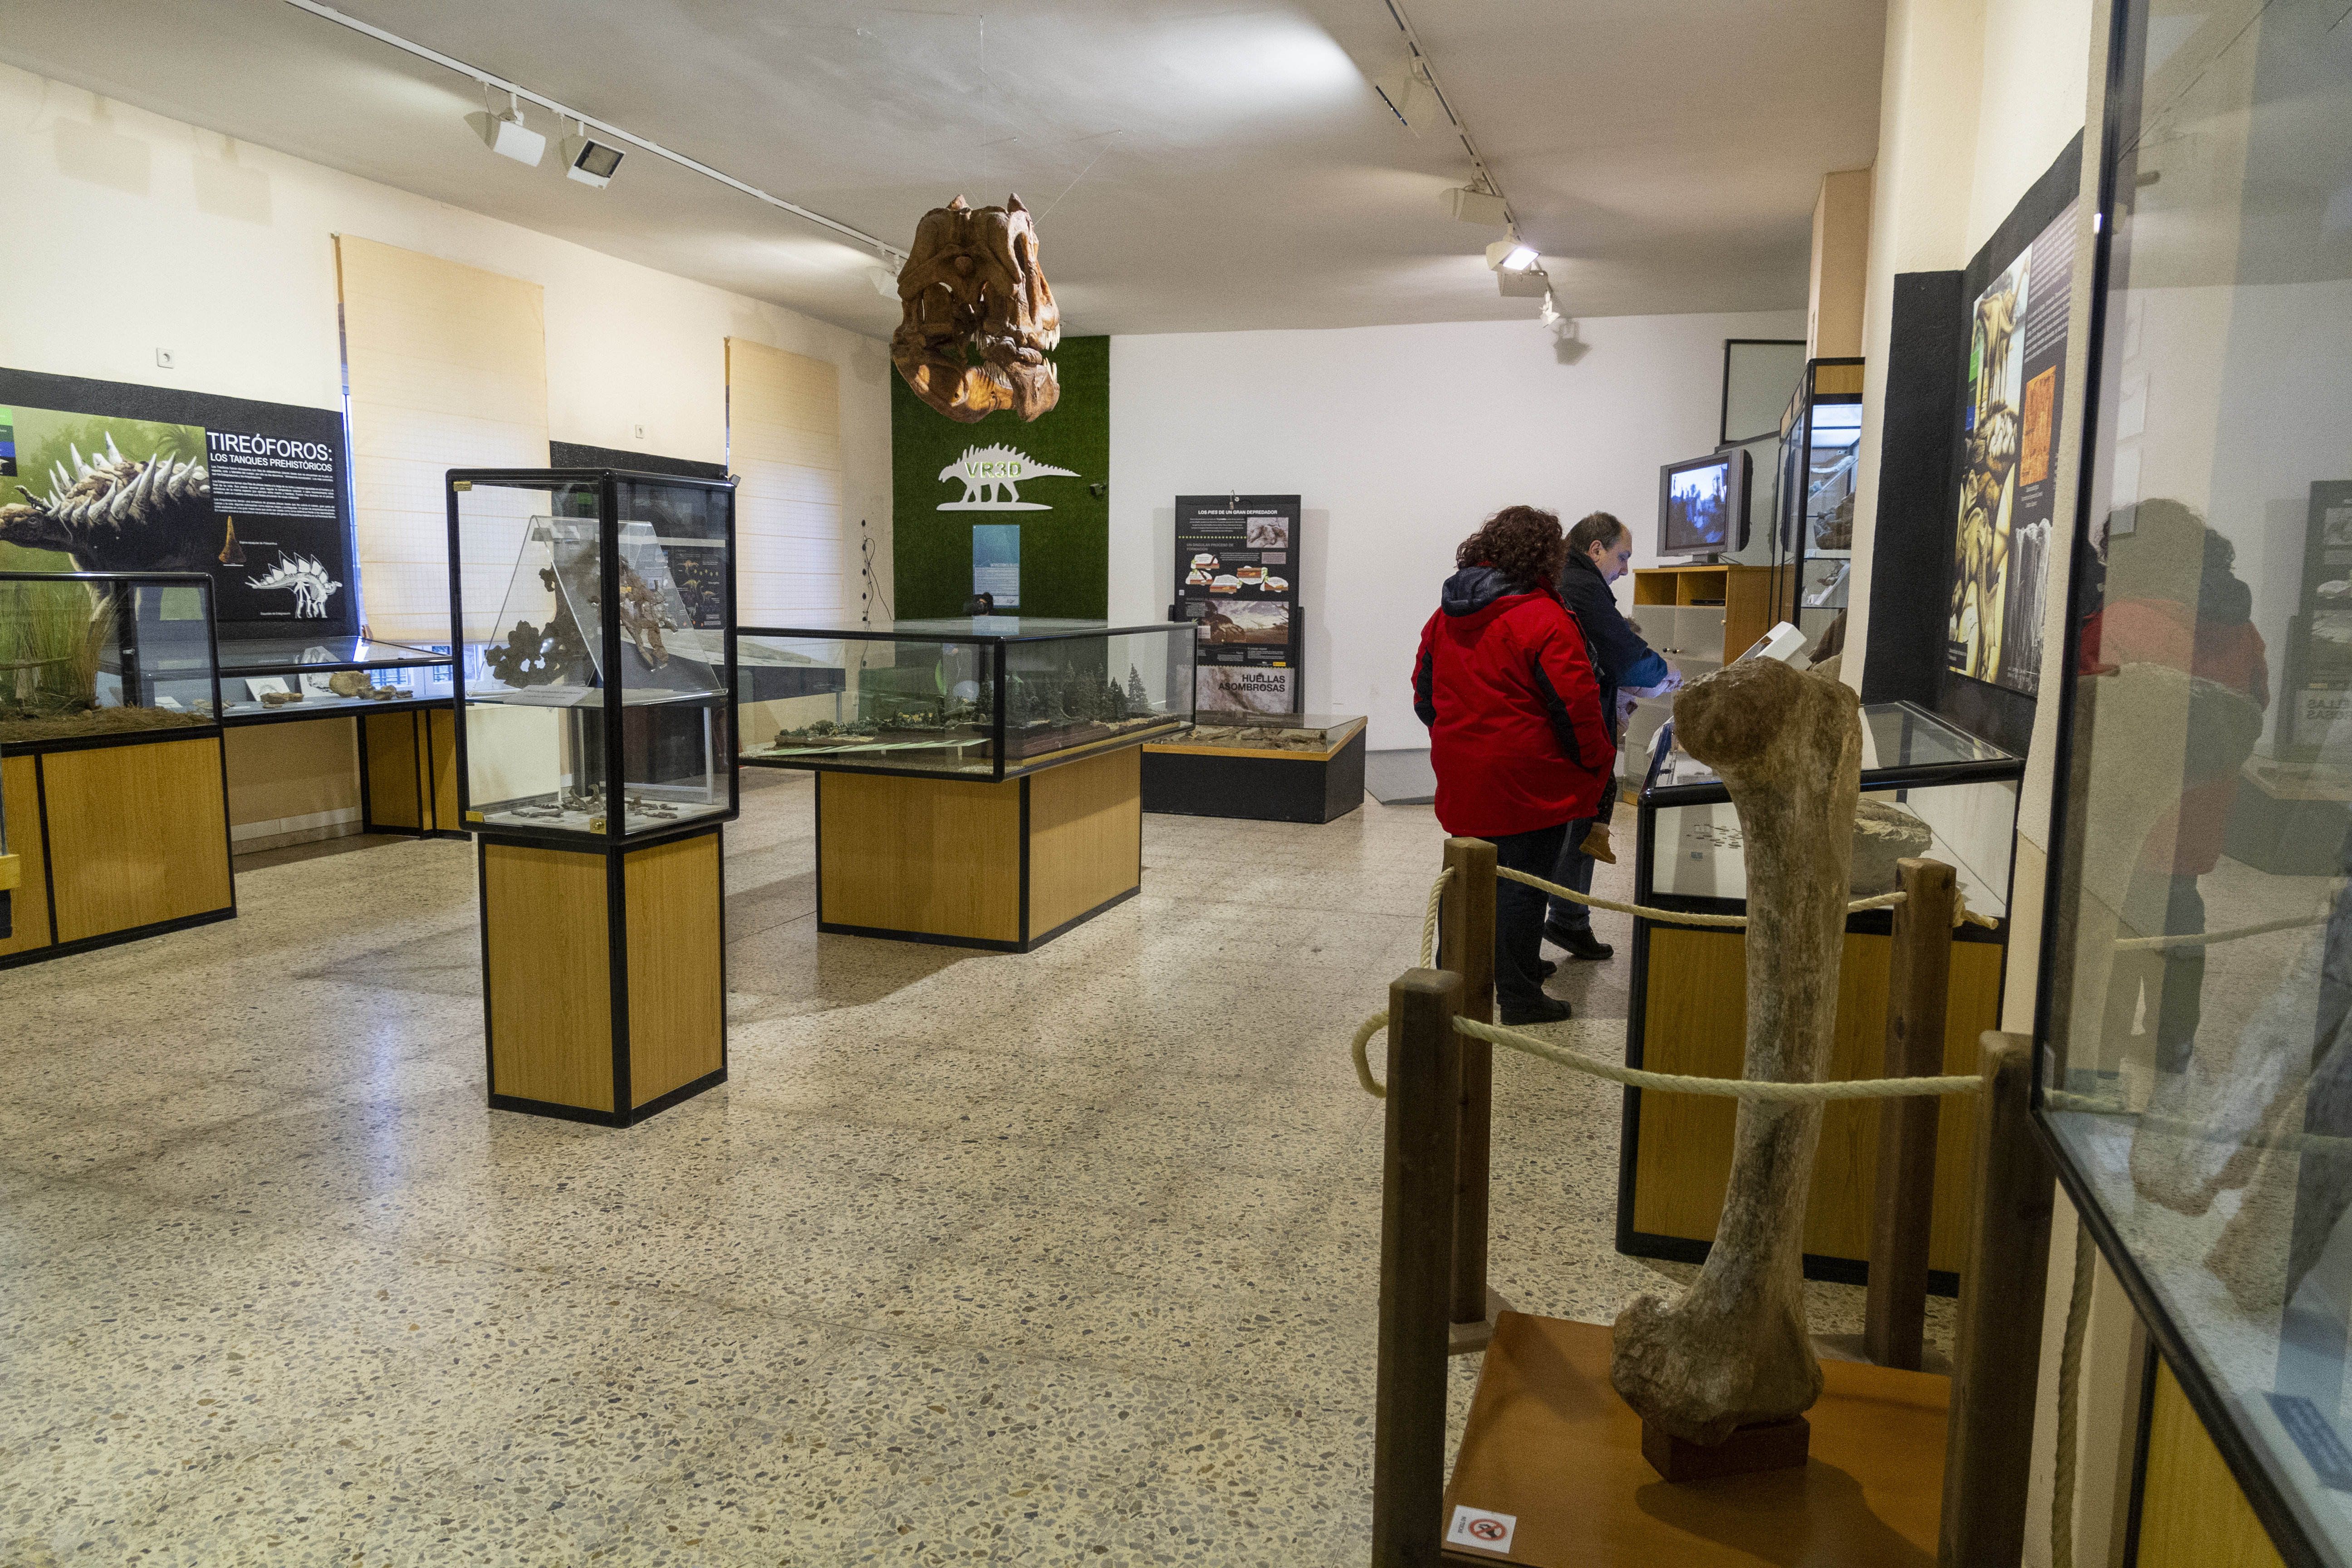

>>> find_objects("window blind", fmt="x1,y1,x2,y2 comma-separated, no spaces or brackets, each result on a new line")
725,338,842,626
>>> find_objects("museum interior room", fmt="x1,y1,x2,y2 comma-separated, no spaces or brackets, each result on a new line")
2,0,2345,1563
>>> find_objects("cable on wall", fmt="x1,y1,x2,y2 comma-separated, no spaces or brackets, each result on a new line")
280,0,908,264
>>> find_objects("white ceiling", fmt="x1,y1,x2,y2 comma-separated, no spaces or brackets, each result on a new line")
2,0,1884,340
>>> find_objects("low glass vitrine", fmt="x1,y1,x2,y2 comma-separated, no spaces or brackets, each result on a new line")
1616,697,2023,1283
446,469,736,842
217,634,454,725
737,617,1197,781
0,571,221,748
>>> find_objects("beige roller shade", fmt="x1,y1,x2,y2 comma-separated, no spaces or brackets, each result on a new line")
726,338,842,626
335,235,549,644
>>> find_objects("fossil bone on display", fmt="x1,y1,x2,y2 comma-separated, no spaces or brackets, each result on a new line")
1610,657,1862,1447
0,434,219,572
613,566,675,671
1848,797,1934,895
890,195,1061,423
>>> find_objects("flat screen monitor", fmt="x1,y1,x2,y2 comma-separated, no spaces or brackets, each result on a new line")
1658,449,1751,558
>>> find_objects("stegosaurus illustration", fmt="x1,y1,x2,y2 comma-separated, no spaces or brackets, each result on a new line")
936,445,1077,506
0,432,220,571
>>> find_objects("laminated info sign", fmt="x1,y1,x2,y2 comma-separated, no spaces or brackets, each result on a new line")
971,523,1020,609
1174,494,1301,714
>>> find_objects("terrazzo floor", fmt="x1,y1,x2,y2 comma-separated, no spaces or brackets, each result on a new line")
2,775,1943,1566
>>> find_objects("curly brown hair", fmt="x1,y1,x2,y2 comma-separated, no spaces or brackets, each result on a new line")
1455,505,1566,591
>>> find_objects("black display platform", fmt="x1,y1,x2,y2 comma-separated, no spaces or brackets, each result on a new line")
1141,726,1365,823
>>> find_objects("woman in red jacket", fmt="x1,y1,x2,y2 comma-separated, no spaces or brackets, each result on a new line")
1412,505,1615,1024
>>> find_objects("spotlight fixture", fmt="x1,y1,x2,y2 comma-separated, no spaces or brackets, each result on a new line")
1443,185,1507,226
467,93,545,166
561,125,624,187
867,264,900,299
1485,239,1540,273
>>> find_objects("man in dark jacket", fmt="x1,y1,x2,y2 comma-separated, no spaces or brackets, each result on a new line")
1545,511,1676,960
1413,505,1614,1024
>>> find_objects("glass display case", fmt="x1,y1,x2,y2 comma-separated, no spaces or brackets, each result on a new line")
1635,698,2022,920
0,571,221,748
1152,711,1363,756
1769,358,1865,649
738,617,1196,781
217,634,454,724
2035,4,2352,1562
446,470,736,842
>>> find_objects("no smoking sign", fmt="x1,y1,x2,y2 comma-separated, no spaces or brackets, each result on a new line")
1445,1504,1518,1554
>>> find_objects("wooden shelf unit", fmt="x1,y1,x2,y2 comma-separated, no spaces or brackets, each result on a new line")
1630,564,1786,670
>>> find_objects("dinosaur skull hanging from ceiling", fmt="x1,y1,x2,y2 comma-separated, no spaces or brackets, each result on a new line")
890,194,1062,423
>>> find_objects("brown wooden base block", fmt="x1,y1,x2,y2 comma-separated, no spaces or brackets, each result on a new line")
480,825,726,1126
363,706,464,837
1641,1416,1809,1481
816,746,1142,952
1443,1313,1945,1566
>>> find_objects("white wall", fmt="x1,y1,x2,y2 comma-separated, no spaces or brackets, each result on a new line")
0,64,891,598
1109,310,1805,749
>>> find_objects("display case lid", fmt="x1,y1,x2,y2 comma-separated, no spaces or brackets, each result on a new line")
218,635,451,674
1643,698,2021,804
741,615,1191,643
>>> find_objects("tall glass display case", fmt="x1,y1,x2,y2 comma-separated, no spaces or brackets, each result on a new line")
0,572,234,966
448,470,738,841
1617,699,2022,1282
1769,358,1865,649
445,469,736,1127
738,618,1196,780
2035,4,2352,1563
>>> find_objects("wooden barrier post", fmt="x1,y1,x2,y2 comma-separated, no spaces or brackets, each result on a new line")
1940,1031,2056,1568
1372,968,1462,1568
1440,837,1502,1347
1865,857,1957,1370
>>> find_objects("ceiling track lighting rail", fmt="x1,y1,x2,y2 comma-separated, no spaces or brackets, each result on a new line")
280,0,907,264
1377,0,1513,231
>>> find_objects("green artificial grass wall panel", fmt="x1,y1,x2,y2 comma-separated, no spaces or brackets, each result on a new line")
891,335,1109,619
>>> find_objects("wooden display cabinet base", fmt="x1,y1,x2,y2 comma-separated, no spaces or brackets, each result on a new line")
362,706,465,838
480,824,727,1126
815,745,1142,952
1442,1313,1944,1566
1140,723,1367,823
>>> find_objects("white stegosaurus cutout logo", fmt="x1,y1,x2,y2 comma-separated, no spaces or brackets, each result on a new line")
936,445,1078,511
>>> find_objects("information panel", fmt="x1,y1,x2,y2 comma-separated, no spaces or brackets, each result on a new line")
1173,494,1301,714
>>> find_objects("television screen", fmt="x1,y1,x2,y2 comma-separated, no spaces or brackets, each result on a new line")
1658,450,1751,556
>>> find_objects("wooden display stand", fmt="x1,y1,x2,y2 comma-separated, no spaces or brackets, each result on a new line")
480,824,726,1126
1630,564,1786,668
1620,922,2005,1289
1139,719,1366,823
1441,1314,1946,1566
0,734,236,968
817,745,1141,952
361,707,465,837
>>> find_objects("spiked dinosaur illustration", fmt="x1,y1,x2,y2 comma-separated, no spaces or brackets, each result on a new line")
0,433,222,572
937,445,1078,506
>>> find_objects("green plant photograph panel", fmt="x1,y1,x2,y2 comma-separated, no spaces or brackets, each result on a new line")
890,335,1109,619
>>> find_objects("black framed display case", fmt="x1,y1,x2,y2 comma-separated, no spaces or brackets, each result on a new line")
740,617,1196,951
1769,357,1865,642
218,633,464,839
2032,3,2352,1564
446,468,737,1125
1617,699,2022,1286
0,570,235,966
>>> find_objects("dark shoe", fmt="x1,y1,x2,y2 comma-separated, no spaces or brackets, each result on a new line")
1546,923,1613,961
1539,959,1557,979
1499,993,1573,1026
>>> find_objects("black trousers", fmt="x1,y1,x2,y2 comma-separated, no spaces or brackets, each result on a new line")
1488,822,1569,1008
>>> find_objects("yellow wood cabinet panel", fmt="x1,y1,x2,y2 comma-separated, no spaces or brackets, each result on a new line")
818,770,1021,942
624,833,725,1108
0,754,50,956
483,842,613,1112
428,707,461,832
1632,925,2001,1273
2136,1361,2288,1568
42,740,232,944
222,718,360,830
363,711,422,829
1028,748,1142,937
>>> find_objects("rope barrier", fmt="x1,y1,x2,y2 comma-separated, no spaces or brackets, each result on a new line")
1487,863,1998,931
1419,867,1453,969
2111,911,2328,952
2052,1220,2096,1568
1348,1009,1982,1102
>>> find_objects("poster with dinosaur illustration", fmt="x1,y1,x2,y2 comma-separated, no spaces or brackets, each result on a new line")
0,369,356,637
1176,494,1302,714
